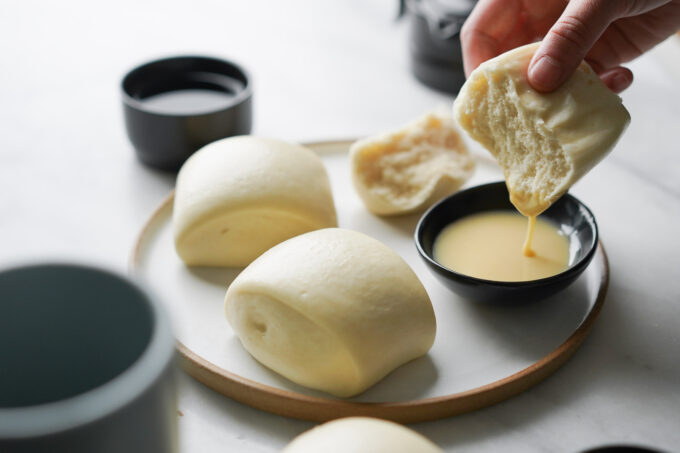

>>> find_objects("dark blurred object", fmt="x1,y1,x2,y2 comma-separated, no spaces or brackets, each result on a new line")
581,446,667,453
122,56,252,172
402,0,477,95
0,263,176,452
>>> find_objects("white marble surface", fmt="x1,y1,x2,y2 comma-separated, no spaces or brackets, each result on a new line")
1,1,679,452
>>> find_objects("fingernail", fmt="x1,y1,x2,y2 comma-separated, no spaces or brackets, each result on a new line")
529,55,563,92
611,73,630,93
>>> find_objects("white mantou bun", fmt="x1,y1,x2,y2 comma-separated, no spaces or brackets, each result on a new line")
173,136,337,267
453,42,630,216
282,417,443,453
225,228,436,397
350,111,475,216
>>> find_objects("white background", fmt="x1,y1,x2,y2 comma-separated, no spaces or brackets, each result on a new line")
1,1,679,451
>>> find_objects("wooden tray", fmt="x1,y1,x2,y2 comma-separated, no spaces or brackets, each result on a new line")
130,140,608,423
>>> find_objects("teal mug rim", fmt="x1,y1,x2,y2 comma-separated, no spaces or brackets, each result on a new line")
0,262,175,439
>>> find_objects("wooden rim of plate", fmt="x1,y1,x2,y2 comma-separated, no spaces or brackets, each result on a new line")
129,140,609,424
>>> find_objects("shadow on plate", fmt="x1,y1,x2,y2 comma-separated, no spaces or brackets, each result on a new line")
353,354,438,403
188,266,244,289
374,212,424,237
223,336,439,403
457,276,592,362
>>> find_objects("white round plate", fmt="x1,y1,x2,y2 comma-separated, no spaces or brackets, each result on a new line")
130,140,608,423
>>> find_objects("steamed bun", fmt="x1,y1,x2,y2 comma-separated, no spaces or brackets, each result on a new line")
225,228,436,397
453,42,630,216
283,417,443,453
173,136,337,267
350,111,475,216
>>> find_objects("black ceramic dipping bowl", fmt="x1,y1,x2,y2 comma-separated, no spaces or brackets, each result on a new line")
415,181,598,304
122,56,252,171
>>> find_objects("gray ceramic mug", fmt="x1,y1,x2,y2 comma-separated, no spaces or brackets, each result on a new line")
0,263,177,452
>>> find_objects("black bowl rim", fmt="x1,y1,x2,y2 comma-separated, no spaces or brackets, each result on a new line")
414,181,599,288
121,54,252,118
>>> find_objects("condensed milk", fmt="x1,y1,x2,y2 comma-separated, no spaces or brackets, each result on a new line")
433,211,569,282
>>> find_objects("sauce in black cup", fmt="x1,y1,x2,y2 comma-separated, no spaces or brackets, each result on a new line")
122,55,252,172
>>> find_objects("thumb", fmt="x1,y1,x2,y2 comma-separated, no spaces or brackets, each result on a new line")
528,0,622,92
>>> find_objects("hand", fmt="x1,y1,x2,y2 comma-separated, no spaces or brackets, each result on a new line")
460,0,680,93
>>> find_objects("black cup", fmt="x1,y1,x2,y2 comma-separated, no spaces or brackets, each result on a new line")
405,0,478,94
122,55,252,171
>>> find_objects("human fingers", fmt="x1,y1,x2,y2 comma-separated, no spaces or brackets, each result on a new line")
585,1,680,71
527,0,626,92
597,66,634,93
621,0,674,16
461,0,523,76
